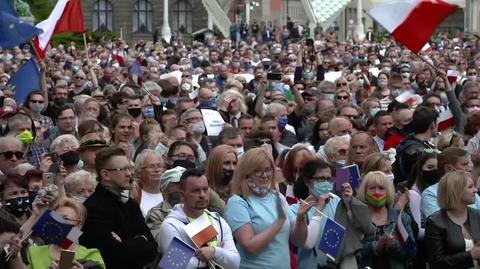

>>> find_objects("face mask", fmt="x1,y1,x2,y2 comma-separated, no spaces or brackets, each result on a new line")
17,130,34,144
382,67,391,73
159,63,167,70
30,103,44,113
290,62,297,68
278,118,288,129
235,146,244,158
172,159,196,169
128,108,142,118
247,178,271,196
112,63,120,69
192,122,206,134
167,192,182,205
358,78,365,86
4,196,31,217
391,88,402,97
60,150,80,166
370,108,381,117
467,107,480,114
211,91,218,99
366,192,387,207
336,159,346,166
402,72,411,79
143,106,154,118
337,133,351,142
28,191,38,203
181,83,192,92
232,62,241,68
378,80,388,88
324,93,335,101
469,75,477,81
423,169,440,185
303,71,314,80
198,100,217,110
312,181,333,198
244,63,252,70
386,173,395,182
72,195,87,204
440,92,448,103
223,169,234,185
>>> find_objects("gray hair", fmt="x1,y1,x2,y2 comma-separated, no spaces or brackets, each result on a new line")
264,102,286,117
50,134,80,152
0,136,23,150
15,163,36,176
143,81,162,95
180,108,201,123
73,94,93,114
65,170,97,195
7,113,31,132
217,89,247,114
134,149,164,173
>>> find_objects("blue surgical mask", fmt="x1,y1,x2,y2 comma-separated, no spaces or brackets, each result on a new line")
278,118,288,129
312,181,333,198
143,106,155,118
303,70,314,80
324,93,335,101
370,108,381,117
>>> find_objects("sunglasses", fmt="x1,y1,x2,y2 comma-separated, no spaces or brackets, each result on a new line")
74,76,85,80
336,95,349,100
30,100,44,104
0,151,24,160
337,83,347,87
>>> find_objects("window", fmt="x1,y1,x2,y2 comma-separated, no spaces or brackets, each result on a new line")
133,0,153,33
171,0,193,34
92,0,113,32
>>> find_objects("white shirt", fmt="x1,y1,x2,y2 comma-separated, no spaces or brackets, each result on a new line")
374,135,385,152
139,190,163,217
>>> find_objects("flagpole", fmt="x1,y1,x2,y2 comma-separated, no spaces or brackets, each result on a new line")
299,199,345,229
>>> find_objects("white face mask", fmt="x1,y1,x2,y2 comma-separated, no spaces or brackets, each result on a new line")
235,146,245,158
181,83,192,92
337,133,351,142
386,173,395,182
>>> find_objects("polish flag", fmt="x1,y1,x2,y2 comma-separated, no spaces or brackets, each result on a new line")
368,0,457,53
437,105,454,131
395,210,415,252
34,0,85,58
184,213,218,247
61,226,83,249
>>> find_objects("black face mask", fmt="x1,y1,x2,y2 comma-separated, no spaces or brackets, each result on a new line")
4,196,31,217
60,150,80,166
422,169,440,185
28,191,38,203
172,159,196,169
223,169,234,185
128,108,142,118
167,192,182,205
54,98,67,106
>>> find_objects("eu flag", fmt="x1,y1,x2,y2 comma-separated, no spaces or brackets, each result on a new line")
319,218,346,261
332,164,361,193
0,0,17,16
7,58,41,104
31,210,74,245
159,237,195,269
0,11,43,48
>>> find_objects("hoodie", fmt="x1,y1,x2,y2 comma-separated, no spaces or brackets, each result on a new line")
158,204,240,269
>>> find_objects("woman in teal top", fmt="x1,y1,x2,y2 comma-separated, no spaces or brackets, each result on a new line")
26,198,105,269
289,159,373,269
224,148,312,269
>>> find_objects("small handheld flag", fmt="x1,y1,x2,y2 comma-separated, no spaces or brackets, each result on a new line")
31,210,75,246
332,164,361,193
159,237,195,269
319,217,346,261
184,213,218,248
0,11,43,49
7,58,41,104
395,210,416,253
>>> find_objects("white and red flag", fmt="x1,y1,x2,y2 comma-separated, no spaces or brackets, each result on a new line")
34,0,85,58
368,0,457,53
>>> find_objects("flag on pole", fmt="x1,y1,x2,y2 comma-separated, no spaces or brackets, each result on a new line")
395,210,416,253
437,105,454,131
0,0,17,16
368,0,457,53
7,58,41,104
0,11,43,49
159,237,195,269
319,217,346,261
332,164,361,193
31,210,78,246
34,0,85,58
183,213,218,247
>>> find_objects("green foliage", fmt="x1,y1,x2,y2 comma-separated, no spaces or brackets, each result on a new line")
26,0,53,23
51,31,118,47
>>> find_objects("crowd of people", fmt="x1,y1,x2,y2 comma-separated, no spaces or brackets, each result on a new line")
1,19,480,269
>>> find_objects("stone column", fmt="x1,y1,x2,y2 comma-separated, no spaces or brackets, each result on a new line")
246,2,251,24
355,0,365,41
161,0,172,41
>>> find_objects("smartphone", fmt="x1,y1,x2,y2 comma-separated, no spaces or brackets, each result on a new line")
58,250,75,269
42,172,55,186
46,152,60,175
267,73,282,81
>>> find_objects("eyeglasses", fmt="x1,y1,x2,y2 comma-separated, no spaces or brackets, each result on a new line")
104,166,134,173
253,168,274,177
336,95,349,100
58,116,75,121
142,163,165,170
0,151,24,160
343,114,359,119
468,72,477,76
30,100,44,104
336,83,347,87
74,76,85,80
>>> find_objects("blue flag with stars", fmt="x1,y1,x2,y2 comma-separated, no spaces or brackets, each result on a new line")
0,11,43,48
319,217,346,261
0,0,17,16
7,57,40,104
159,237,195,269
31,210,74,245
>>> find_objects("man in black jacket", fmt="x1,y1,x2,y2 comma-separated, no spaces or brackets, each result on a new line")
79,146,157,269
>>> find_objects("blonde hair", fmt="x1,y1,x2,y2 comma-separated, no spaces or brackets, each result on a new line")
206,145,237,191
324,137,349,164
361,153,391,176
217,89,247,114
358,171,395,206
52,197,87,227
231,147,276,197
437,171,471,210
50,134,80,153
